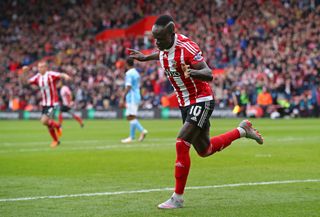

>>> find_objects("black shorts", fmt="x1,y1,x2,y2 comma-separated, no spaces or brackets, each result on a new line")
60,105,71,112
180,100,215,129
42,106,56,118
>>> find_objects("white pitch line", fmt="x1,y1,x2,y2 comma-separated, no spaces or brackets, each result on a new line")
1,179,319,202
1,140,104,146
0,138,176,154
2,136,319,147
0,143,173,154
0,138,175,146
1,136,320,154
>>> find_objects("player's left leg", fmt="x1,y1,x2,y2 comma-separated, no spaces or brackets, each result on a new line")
185,100,262,157
194,120,263,157
71,113,84,127
135,119,148,142
68,108,84,127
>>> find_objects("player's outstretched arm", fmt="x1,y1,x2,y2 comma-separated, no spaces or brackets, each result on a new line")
182,62,213,82
19,66,30,85
60,73,71,81
128,48,159,62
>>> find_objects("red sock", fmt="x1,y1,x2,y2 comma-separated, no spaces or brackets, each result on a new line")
48,119,60,130
48,126,58,141
72,114,83,125
174,138,191,195
58,113,63,125
201,129,240,156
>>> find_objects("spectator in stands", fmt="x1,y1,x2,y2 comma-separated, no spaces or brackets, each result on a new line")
0,0,318,119
232,86,249,117
257,86,273,117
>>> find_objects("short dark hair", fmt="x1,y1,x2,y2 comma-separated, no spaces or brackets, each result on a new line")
126,57,134,67
155,15,174,26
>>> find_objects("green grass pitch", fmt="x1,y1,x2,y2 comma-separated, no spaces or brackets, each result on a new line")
0,119,319,217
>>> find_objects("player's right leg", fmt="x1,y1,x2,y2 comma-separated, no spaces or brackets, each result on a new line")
158,136,191,209
129,104,147,142
44,106,62,141
121,103,136,143
58,111,63,125
121,103,147,143
40,111,60,148
121,116,136,144
158,106,202,209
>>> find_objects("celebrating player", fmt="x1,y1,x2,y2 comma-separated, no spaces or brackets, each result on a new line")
58,82,84,127
20,61,71,148
129,15,264,209
120,58,148,143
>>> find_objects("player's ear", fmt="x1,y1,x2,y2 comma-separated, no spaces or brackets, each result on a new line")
165,21,175,34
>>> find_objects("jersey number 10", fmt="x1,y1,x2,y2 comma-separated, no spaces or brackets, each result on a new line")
189,105,202,117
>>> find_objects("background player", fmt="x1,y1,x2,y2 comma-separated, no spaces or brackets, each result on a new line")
129,15,264,209
120,58,148,143
20,61,71,148
58,81,84,127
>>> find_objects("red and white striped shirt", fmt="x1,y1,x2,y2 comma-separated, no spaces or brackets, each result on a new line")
60,85,72,107
28,71,61,106
159,34,213,107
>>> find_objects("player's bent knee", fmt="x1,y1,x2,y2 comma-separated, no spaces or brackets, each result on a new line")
197,151,210,158
40,117,49,126
176,138,190,154
195,146,213,158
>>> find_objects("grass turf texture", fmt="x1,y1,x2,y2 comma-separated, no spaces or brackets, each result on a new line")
0,119,319,217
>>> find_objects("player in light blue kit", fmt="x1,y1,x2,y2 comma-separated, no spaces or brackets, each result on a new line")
121,58,148,143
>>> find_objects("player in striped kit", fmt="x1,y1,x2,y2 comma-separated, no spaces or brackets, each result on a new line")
129,15,264,209
58,83,84,128
20,61,71,148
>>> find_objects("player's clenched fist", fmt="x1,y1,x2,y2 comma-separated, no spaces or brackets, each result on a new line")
181,63,191,78
22,66,29,73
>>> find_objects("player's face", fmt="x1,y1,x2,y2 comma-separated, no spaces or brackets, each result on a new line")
38,62,47,74
152,25,172,51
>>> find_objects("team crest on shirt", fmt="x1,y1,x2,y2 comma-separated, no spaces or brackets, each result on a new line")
171,60,177,69
194,52,203,61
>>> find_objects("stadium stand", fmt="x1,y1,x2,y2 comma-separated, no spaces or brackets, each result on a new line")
0,0,319,118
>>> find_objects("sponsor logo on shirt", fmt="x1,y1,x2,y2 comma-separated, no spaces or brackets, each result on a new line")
164,69,180,77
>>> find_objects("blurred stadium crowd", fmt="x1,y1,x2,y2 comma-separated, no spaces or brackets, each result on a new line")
0,0,319,118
